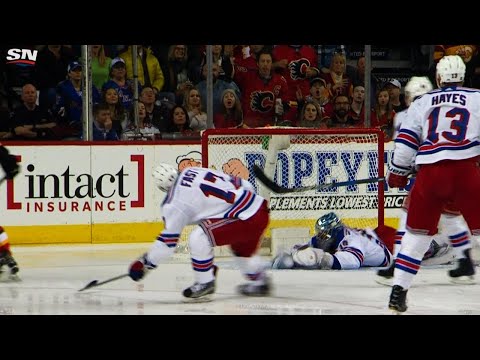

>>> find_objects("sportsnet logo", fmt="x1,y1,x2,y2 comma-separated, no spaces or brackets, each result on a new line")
6,48,38,66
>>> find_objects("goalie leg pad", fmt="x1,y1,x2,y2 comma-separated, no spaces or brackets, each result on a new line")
292,247,323,268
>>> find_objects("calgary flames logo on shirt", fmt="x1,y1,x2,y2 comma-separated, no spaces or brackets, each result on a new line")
288,58,310,80
250,91,274,113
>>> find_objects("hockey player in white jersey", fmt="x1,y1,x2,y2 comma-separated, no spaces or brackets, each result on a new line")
128,163,272,300
386,55,480,313
272,212,395,270
376,76,472,285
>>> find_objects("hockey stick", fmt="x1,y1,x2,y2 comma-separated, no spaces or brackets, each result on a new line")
78,273,129,292
253,165,385,193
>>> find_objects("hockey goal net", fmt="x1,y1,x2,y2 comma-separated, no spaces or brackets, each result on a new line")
201,128,384,250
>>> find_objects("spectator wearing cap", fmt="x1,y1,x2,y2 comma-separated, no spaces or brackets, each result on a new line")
297,77,333,120
119,45,165,95
34,45,77,112
54,61,101,138
383,79,406,112
102,57,140,111
91,45,112,90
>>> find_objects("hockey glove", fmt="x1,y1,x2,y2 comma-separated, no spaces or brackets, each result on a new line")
128,253,157,281
386,161,411,188
0,146,19,180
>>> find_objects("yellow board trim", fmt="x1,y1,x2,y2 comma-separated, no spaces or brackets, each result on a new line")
6,218,400,245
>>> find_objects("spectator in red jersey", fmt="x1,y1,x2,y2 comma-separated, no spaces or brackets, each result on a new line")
370,88,395,141
234,45,272,71
272,45,319,125
213,88,244,128
234,49,288,128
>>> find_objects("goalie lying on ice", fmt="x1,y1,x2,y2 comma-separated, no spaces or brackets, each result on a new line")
272,212,396,270
272,212,454,270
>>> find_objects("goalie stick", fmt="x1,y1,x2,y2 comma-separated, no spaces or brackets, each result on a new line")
253,165,385,193
78,273,129,292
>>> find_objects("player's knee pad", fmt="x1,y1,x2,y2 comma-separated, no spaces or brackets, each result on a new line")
188,227,214,258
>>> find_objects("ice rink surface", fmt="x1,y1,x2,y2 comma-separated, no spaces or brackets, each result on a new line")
1,243,479,315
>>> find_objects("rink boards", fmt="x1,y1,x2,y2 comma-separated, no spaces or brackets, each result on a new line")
0,141,405,245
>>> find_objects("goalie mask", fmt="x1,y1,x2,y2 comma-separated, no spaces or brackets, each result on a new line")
152,163,179,192
313,212,344,252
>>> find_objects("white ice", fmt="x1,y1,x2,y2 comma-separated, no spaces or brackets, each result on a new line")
1,243,479,315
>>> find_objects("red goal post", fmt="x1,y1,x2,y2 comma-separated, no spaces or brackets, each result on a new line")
201,127,385,244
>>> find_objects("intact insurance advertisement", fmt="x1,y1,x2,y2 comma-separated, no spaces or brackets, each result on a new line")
1,144,202,244
1,142,404,244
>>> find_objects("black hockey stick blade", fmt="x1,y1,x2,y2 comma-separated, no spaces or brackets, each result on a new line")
253,164,385,193
78,273,129,292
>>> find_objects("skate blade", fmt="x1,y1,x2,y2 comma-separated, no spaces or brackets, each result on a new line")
0,273,21,282
182,294,214,303
449,276,475,285
388,305,407,314
375,277,393,287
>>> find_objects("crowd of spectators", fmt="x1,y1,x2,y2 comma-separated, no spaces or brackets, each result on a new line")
0,44,478,142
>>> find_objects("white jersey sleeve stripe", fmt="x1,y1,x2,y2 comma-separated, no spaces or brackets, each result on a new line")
396,130,419,150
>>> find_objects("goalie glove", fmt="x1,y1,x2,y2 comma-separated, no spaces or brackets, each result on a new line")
386,160,412,188
0,146,20,180
128,253,157,281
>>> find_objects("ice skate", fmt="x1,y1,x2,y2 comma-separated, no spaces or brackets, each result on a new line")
182,280,215,302
449,249,475,285
0,250,20,281
375,262,394,286
388,285,408,314
237,275,272,297
182,265,218,302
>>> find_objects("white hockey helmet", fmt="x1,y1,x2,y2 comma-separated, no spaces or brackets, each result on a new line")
404,76,433,103
152,163,179,192
436,55,466,85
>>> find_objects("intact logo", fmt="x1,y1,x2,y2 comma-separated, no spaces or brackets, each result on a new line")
5,154,145,213
6,48,38,66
